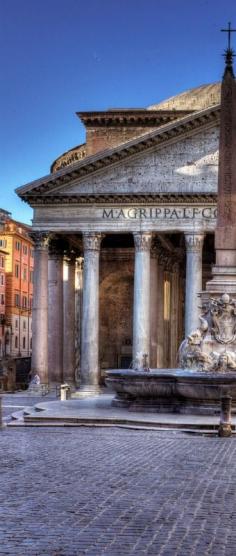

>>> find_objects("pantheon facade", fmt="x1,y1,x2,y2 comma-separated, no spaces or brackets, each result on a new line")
17,83,220,392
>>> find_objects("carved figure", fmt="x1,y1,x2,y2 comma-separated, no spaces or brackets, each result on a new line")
211,294,236,344
179,293,236,373
178,318,208,369
212,351,236,372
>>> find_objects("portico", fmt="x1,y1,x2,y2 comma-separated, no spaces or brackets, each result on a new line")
28,209,215,390
16,81,220,390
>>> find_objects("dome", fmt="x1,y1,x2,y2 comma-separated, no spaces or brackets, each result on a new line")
147,82,221,112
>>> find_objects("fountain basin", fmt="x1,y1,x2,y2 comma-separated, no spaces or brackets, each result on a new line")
105,369,236,415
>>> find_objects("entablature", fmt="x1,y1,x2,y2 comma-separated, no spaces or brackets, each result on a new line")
32,197,217,235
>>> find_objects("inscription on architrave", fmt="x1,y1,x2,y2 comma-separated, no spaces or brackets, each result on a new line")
33,203,217,232
102,206,217,220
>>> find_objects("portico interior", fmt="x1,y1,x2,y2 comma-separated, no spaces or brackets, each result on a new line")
37,230,215,389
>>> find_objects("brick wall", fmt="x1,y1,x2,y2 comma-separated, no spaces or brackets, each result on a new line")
86,126,158,156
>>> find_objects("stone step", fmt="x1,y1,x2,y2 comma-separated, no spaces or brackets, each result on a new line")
22,413,232,431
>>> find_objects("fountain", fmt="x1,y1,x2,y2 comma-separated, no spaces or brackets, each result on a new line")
106,27,236,415
106,294,236,415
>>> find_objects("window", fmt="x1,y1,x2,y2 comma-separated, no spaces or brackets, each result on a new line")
15,241,21,251
1,257,4,268
30,338,32,350
15,293,20,307
1,294,4,305
30,248,34,258
29,297,33,310
22,337,26,349
0,239,7,248
22,296,27,309
23,320,26,330
15,264,19,278
30,270,34,283
23,245,28,255
15,336,18,348
23,268,27,281
15,319,18,329
0,274,4,285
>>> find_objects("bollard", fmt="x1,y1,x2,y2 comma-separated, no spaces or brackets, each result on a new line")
218,394,232,437
60,384,71,401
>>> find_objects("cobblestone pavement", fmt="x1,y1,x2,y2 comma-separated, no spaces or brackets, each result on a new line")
1,428,236,555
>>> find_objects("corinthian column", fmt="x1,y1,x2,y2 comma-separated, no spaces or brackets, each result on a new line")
132,232,152,366
63,255,76,386
31,233,49,384
80,232,102,394
48,242,64,384
184,233,204,336
150,248,158,368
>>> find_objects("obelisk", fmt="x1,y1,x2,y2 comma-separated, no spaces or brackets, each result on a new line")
179,25,236,374
206,24,236,295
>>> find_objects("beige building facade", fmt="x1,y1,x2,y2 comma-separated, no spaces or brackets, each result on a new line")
17,84,220,391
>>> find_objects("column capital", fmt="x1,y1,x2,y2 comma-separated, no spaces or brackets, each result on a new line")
63,252,77,265
184,232,204,252
133,232,152,252
83,232,103,251
30,231,49,251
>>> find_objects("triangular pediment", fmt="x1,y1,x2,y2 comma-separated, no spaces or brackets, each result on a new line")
52,126,219,197
16,104,220,203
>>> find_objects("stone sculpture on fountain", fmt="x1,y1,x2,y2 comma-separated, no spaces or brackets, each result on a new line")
179,293,236,372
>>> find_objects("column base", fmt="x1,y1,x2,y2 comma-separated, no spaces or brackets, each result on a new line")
27,383,50,396
73,384,103,398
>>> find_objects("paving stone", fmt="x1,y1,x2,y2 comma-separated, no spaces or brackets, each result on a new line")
1,416,236,554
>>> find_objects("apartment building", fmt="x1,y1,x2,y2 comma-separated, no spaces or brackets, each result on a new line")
0,210,34,358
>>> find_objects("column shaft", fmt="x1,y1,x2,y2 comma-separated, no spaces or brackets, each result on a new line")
170,263,179,367
75,258,83,384
185,233,204,336
156,261,164,368
63,258,76,385
150,253,158,368
31,234,49,383
80,233,102,393
48,253,63,384
163,269,171,367
132,232,152,366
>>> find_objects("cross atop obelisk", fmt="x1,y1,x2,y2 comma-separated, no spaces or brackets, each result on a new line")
221,22,236,76
221,22,236,50
206,23,236,293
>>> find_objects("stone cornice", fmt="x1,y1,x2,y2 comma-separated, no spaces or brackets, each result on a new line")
77,109,193,127
26,193,217,206
16,104,220,202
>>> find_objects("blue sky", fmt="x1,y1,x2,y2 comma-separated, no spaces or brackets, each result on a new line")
0,0,235,223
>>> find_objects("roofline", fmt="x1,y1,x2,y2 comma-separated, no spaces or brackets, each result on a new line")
77,109,193,125
26,192,217,207
16,103,220,200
